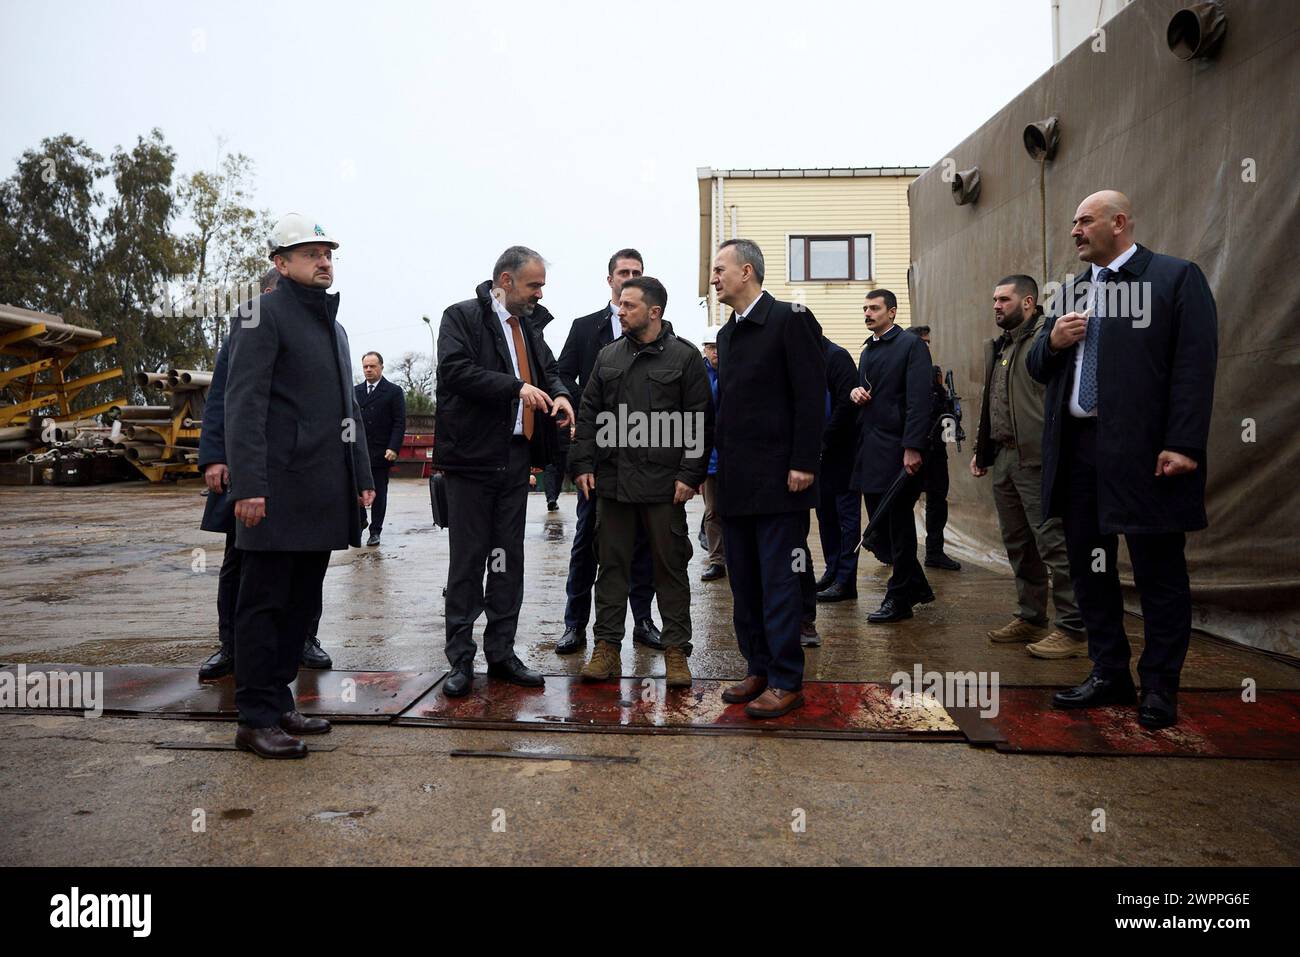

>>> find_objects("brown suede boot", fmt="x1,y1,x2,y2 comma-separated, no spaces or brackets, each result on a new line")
664,646,692,688
987,618,1047,643
580,640,621,681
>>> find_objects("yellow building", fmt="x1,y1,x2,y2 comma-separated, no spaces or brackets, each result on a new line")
697,166,926,355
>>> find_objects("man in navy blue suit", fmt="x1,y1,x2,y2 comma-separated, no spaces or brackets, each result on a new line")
356,352,407,546
1027,189,1218,729
711,239,825,719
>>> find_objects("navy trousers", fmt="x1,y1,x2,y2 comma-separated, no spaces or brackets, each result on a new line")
563,487,654,631
722,510,806,691
1060,416,1191,693
816,487,861,587
367,465,390,537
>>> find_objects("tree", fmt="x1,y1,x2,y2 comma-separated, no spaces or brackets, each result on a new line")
176,148,274,349
0,135,105,324
392,350,435,414
90,129,197,403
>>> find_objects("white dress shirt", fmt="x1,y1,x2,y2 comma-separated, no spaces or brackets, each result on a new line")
1068,242,1138,418
734,292,763,321
609,303,622,342
489,292,525,436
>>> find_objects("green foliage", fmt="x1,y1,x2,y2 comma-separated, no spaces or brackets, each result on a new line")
0,129,272,409
0,135,104,324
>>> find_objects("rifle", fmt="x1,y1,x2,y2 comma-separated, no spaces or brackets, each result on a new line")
938,369,966,453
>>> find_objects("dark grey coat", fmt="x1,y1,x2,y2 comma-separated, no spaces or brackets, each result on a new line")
225,277,374,551
1027,244,1218,533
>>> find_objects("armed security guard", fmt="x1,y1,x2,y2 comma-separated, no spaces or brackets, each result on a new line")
909,326,961,572
225,214,375,758
569,277,714,687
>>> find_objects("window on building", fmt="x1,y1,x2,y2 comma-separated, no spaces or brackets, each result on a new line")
788,235,872,282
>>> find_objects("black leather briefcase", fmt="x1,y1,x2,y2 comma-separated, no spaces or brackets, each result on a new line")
429,472,450,529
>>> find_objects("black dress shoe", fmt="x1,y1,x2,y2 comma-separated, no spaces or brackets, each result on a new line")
280,710,331,735
701,563,727,581
366,533,381,546
800,620,821,647
814,572,835,591
912,586,936,605
487,655,545,687
442,660,474,697
632,618,665,650
235,725,308,759
199,644,233,680
555,627,586,655
868,598,913,623
1137,688,1178,729
924,553,962,571
816,581,857,602
1052,672,1137,710
301,635,332,669
547,500,559,511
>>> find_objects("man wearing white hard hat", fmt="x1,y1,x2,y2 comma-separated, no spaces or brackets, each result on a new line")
223,213,376,758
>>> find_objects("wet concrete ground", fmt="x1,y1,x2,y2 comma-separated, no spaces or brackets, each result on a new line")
1,480,1297,865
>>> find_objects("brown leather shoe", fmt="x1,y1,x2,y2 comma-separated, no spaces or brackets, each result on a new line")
235,725,308,759
280,710,331,735
745,687,805,719
721,674,767,703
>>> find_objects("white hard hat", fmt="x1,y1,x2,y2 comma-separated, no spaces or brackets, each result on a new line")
268,213,339,260
702,326,719,345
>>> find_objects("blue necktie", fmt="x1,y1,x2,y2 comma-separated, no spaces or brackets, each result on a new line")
1078,266,1112,413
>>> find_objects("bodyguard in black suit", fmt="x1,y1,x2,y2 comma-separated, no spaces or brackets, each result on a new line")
812,336,863,603
553,248,660,655
434,246,574,697
1027,190,1217,729
355,352,407,546
848,289,934,622
710,239,825,719
225,216,375,758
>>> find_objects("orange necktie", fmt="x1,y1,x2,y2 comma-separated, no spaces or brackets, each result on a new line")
506,316,534,439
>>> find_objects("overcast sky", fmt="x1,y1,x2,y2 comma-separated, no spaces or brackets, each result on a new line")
1,0,1053,370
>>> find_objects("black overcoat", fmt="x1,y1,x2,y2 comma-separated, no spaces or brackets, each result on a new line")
715,292,825,517
1027,244,1218,533
225,278,374,551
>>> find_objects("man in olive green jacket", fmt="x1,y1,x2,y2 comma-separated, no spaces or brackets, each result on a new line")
971,275,1085,658
569,277,715,687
